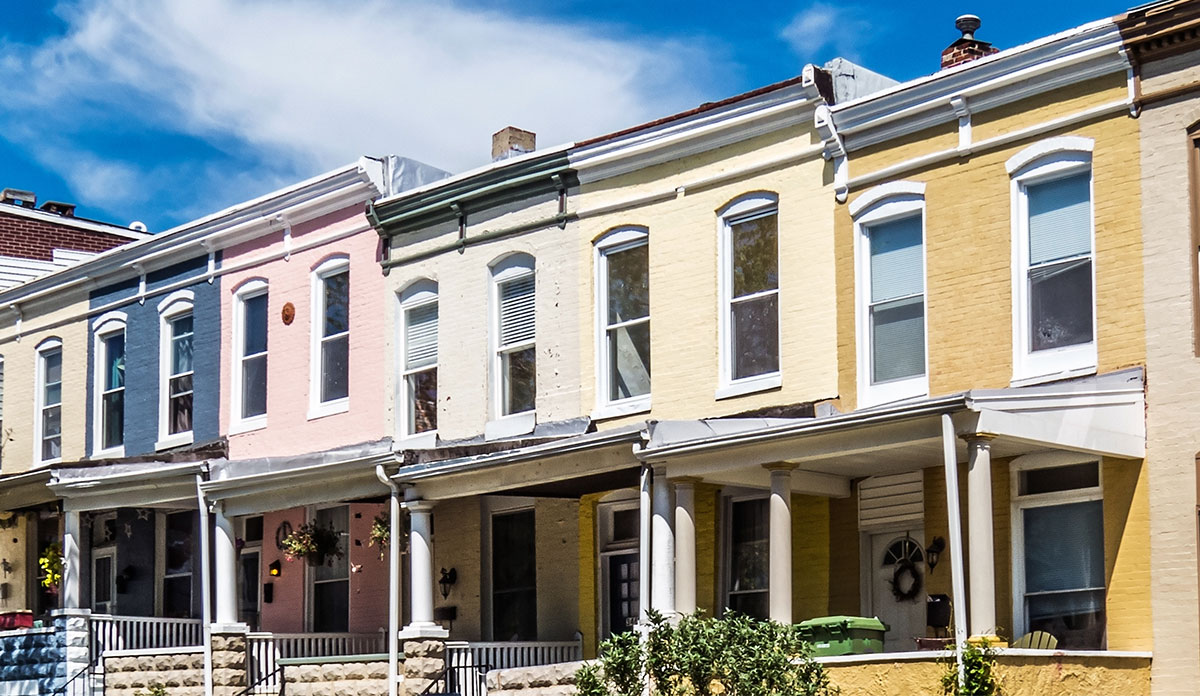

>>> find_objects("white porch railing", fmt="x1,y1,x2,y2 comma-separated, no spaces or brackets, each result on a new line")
446,639,584,696
246,632,387,694
88,614,204,663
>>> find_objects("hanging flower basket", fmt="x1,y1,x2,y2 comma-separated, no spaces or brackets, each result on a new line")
368,513,410,560
39,542,63,593
280,522,344,567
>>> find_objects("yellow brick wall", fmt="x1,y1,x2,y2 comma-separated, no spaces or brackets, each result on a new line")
577,126,839,427
791,494,830,622
578,493,599,658
828,493,860,615
836,82,1143,411
695,483,719,617
1102,457,1151,650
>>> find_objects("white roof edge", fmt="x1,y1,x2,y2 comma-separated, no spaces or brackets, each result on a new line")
0,203,147,239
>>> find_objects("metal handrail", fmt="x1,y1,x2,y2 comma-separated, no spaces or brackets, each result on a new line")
52,657,101,696
234,664,285,696
419,661,493,696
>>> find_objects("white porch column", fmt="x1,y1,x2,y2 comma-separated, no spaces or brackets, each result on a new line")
767,465,794,624
638,466,651,623
650,464,675,616
401,499,447,638
673,478,698,615
966,435,997,639
213,503,238,625
61,509,81,610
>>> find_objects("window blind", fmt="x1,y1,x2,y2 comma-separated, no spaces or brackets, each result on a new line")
1028,173,1091,265
869,215,923,302
499,274,536,347
405,303,438,370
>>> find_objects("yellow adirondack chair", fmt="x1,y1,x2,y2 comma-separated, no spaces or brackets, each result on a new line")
1011,631,1058,650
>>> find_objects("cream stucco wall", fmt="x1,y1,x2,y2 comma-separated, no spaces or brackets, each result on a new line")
575,125,840,427
384,191,581,442
1136,45,1200,695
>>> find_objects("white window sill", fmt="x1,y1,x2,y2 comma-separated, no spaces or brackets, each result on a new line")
1010,364,1097,388
592,396,651,421
395,431,437,449
90,446,125,460
485,411,537,440
307,398,350,421
228,416,268,436
858,375,929,409
715,373,781,401
155,432,193,451
35,458,62,468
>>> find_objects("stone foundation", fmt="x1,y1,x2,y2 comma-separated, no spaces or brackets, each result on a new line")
400,639,445,696
0,627,62,695
103,647,205,696
485,660,588,696
281,655,390,696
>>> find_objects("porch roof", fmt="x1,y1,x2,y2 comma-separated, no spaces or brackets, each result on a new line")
0,469,55,511
49,460,206,511
639,368,1145,494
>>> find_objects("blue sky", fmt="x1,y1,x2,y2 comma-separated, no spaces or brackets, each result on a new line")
0,0,1129,232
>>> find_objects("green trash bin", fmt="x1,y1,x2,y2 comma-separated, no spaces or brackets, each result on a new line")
797,616,889,656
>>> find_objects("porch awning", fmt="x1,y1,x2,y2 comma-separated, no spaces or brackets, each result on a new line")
204,439,394,516
0,469,55,511
50,460,206,511
638,368,1145,495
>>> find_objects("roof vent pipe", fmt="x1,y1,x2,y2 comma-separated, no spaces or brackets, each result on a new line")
941,14,999,70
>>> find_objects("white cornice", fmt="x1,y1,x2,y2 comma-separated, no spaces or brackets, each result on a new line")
572,78,823,185
829,20,1127,153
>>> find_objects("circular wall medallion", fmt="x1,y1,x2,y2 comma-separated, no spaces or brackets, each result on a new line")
281,302,296,325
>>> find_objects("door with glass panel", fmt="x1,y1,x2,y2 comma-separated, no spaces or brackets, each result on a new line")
725,497,768,619
311,506,349,633
92,547,116,615
491,509,537,640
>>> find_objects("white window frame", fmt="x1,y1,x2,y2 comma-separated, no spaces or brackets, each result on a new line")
397,279,438,446
230,279,269,434
596,493,641,639
487,254,537,439
309,257,351,420
157,290,196,451
91,311,128,458
1009,451,1104,642
34,337,64,465
1008,137,1098,385
851,181,929,407
716,193,781,400
593,228,652,419
92,545,117,615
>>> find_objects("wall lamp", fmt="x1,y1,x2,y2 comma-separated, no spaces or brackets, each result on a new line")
268,560,282,577
926,536,946,573
439,568,457,599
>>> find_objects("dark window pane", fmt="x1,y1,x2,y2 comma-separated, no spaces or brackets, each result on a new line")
242,355,267,418
871,294,925,383
503,347,536,415
244,516,264,543
42,434,60,461
731,294,779,380
607,244,649,325
313,580,349,633
244,293,268,355
94,555,113,605
1027,591,1105,650
323,271,350,337
170,375,193,435
727,590,769,620
611,509,638,543
102,391,124,450
493,510,536,640
1029,258,1093,351
165,513,194,575
43,405,61,437
1020,463,1099,496
608,321,651,400
321,335,349,402
314,507,349,582
44,350,62,392
730,499,768,594
171,316,194,375
238,553,260,623
163,576,193,618
104,334,125,390
731,212,778,298
409,368,437,433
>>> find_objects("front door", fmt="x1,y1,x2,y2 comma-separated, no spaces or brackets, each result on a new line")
93,547,116,615
604,552,639,638
869,532,926,652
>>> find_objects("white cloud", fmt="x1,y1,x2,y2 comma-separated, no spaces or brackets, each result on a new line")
0,0,724,225
781,2,871,63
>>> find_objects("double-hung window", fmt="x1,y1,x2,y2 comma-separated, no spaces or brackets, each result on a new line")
232,281,268,431
36,339,63,463
1008,137,1096,383
492,254,536,421
718,194,780,399
1011,454,1105,649
92,312,127,456
399,281,438,439
852,182,928,406
158,291,195,449
595,228,650,417
311,258,350,418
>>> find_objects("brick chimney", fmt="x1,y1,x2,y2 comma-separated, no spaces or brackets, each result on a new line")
492,126,536,161
941,15,999,70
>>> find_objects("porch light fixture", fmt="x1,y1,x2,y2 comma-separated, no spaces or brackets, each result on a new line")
268,560,282,577
439,567,457,599
926,536,946,573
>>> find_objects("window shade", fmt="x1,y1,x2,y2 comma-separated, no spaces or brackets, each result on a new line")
405,303,438,370
499,274,536,347
1028,173,1091,265
1024,500,1104,593
869,215,923,302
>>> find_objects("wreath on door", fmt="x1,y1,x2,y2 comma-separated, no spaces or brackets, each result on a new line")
890,558,923,602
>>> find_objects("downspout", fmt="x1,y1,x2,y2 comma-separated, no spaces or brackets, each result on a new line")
376,464,402,696
195,475,214,696
941,415,968,690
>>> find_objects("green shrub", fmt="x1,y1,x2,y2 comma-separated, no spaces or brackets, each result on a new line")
576,611,838,696
940,640,999,696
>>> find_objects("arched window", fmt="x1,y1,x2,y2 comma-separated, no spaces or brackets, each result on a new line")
157,290,195,449
399,279,438,440
92,311,128,456
717,193,780,399
594,227,650,417
232,279,269,431
35,337,64,463
310,256,351,418
491,254,536,422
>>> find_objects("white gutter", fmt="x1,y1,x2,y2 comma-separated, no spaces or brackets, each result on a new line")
195,475,214,696
375,465,402,696
941,415,968,690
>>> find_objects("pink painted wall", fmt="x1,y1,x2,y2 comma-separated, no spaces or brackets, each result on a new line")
257,503,391,634
219,206,387,458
